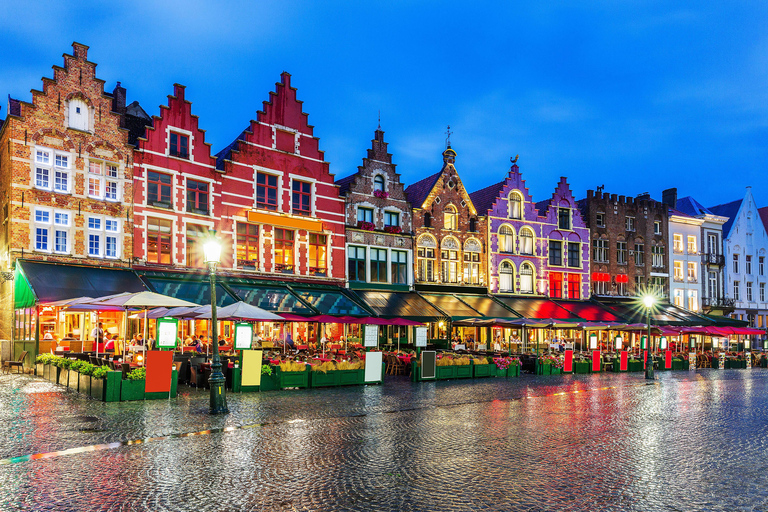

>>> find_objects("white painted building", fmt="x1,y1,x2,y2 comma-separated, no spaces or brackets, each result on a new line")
710,187,768,344
667,209,704,312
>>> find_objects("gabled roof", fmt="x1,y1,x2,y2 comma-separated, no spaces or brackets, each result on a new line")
759,207,768,236
676,196,714,217
668,207,695,219
534,199,549,217
468,181,504,215
404,171,441,209
215,127,249,171
334,174,356,197
708,199,742,238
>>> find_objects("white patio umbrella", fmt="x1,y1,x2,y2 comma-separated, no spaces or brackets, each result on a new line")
194,301,283,322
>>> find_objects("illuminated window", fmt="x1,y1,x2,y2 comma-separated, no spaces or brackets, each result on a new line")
499,261,514,292
508,192,522,219
147,217,172,264
309,233,327,275
169,132,189,159
687,236,697,254
520,228,534,255
444,205,458,230
236,223,259,269
519,264,534,294
274,229,294,272
567,274,581,299
499,225,514,253
549,272,563,299
186,180,209,215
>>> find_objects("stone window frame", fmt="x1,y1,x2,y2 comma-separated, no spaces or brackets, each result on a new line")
508,191,523,220
498,224,515,254
165,126,194,161
87,159,121,202
443,204,458,231
519,262,536,294
373,174,386,193
87,214,121,260
33,146,72,194
498,259,515,293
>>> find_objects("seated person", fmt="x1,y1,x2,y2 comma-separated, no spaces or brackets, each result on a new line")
43,331,54,340
103,336,115,352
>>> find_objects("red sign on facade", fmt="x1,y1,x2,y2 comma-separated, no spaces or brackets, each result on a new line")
592,350,601,372
564,350,573,372
620,351,628,371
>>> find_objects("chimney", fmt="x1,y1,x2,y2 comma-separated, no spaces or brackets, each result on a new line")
112,82,126,115
662,188,678,209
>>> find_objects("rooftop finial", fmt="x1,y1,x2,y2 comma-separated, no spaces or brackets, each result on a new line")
510,155,519,165
445,125,452,148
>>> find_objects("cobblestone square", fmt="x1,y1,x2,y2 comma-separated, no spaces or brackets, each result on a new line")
1,370,766,511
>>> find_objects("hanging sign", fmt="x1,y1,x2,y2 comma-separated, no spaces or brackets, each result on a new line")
688,352,696,370
589,333,598,350
415,327,428,348
363,325,378,348
156,317,178,349
234,322,253,350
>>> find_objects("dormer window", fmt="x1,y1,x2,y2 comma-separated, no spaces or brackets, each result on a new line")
373,175,385,193
68,98,89,131
558,208,571,230
444,205,458,230
170,132,189,159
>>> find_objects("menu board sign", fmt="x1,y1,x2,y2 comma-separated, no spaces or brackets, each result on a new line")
234,323,253,350
156,318,178,348
415,327,428,347
688,352,696,370
589,334,598,350
363,325,378,347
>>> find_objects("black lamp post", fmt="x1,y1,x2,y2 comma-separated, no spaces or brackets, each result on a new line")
204,238,228,415
644,295,655,380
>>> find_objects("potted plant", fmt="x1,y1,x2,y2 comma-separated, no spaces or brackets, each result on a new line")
274,361,309,389
90,365,121,402
68,360,86,392
537,355,555,375
76,362,95,396
121,367,146,401
310,360,365,388
257,364,276,391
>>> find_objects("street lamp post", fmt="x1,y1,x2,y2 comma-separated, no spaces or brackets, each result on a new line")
204,238,229,415
644,295,655,380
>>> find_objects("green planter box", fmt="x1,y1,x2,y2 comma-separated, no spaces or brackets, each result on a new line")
435,365,457,380
257,370,278,391
473,363,494,378
672,359,685,370
78,373,91,396
551,367,562,375
761,358,767,368
493,366,507,377
310,369,365,388
572,361,590,374
589,361,603,373
537,364,552,375
508,365,521,377
627,360,643,372
57,368,70,387
456,365,472,378
276,367,309,389
120,379,145,401
90,376,104,400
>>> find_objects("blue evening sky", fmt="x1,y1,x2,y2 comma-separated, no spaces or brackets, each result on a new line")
1,1,766,208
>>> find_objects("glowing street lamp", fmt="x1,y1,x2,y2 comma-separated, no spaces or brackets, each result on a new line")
204,237,228,415
643,294,655,380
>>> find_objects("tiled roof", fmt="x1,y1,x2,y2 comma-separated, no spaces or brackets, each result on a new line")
334,174,356,197
668,207,695,218
676,196,714,217
759,207,768,236
708,199,742,238
404,171,441,209
215,127,249,171
534,199,549,217
468,181,504,215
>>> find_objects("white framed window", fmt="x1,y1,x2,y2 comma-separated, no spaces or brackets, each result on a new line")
519,227,534,255
34,147,71,193
88,160,120,201
87,216,121,259
499,225,514,253
687,236,697,254
508,192,522,219
53,211,70,254
32,208,70,254
34,209,51,252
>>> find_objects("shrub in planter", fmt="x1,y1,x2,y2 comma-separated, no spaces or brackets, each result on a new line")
90,366,119,401
56,357,72,387
275,361,309,389
121,368,147,401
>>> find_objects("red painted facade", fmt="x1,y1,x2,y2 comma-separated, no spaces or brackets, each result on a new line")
215,73,345,282
132,84,220,270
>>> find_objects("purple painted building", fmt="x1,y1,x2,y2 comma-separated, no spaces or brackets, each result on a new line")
469,162,591,299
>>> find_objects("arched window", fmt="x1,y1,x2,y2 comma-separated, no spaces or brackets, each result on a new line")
508,192,522,219
463,239,481,285
373,175,385,193
68,98,89,131
444,205,458,230
519,227,534,255
519,263,534,294
499,225,514,253
417,234,437,283
424,212,432,228
499,261,514,292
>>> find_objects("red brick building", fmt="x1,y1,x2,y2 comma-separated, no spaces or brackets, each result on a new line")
0,43,136,340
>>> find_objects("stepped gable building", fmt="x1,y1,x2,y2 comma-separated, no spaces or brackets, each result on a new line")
405,145,487,292
471,162,589,298
710,188,768,336
336,128,413,291
672,192,731,316
131,84,223,298
0,43,137,339
578,190,669,298
215,73,346,284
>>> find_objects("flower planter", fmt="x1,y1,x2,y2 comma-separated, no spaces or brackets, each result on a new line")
550,367,562,375
627,360,643,372
572,361,590,374
456,365,472,378
672,359,685,370
275,367,309,389
310,369,364,388
473,363,494,378
57,368,70,387
78,373,91,396
493,367,508,377
435,365,457,380
508,365,521,377
68,371,80,392
537,364,552,375
120,379,146,401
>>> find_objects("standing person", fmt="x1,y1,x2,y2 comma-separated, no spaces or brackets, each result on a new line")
91,322,105,348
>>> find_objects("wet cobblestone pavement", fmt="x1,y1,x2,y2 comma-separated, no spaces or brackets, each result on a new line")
1,370,767,511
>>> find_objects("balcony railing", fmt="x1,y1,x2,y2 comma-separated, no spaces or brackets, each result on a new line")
702,253,725,266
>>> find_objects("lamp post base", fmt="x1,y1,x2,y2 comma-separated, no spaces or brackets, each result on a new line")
209,368,229,414
645,354,654,380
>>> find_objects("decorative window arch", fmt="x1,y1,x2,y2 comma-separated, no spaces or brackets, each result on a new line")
499,224,515,253
508,191,523,219
463,238,482,285
373,174,385,193
441,236,460,250
519,226,535,255
464,238,481,253
519,262,535,294
499,260,515,292
417,234,437,283
444,205,458,230
440,236,460,283
417,233,437,248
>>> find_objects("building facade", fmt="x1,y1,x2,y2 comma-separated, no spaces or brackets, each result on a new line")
405,146,487,292
578,190,669,299
0,43,135,338
215,72,346,283
470,164,590,298
336,128,413,291
710,188,768,336
675,195,731,316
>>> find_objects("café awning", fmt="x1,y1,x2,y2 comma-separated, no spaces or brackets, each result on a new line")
453,294,521,320
417,292,484,321
492,296,578,320
223,280,315,315
14,260,147,309
289,285,372,317
593,298,709,326
552,299,624,322
350,290,444,322
139,272,236,307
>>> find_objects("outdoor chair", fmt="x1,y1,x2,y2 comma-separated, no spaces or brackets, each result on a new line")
2,351,27,374
390,356,406,376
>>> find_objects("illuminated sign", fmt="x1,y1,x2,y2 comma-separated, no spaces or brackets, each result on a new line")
363,325,378,348
156,318,178,348
614,336,623,350
660,336,667,350
234,323,253,350
589,334,598,350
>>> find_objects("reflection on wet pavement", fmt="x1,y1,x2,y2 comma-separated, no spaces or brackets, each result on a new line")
0,370,765,511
